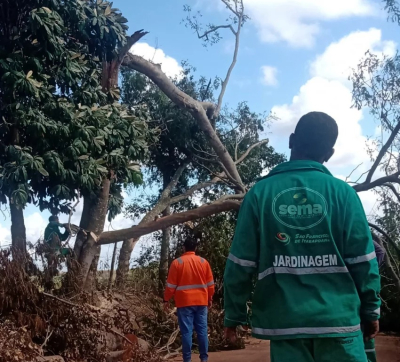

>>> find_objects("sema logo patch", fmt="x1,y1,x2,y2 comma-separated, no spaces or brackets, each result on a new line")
272,187,328,230
275,232,290,246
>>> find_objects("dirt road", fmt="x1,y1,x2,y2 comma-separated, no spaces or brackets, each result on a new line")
173,335,400,362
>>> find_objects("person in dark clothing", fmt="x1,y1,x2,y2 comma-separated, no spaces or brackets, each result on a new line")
44,215,70,247
373,239,386,267
44,216,71,285
364,236,386,362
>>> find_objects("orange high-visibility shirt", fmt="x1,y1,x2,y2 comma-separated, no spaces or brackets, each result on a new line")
164,252,215,308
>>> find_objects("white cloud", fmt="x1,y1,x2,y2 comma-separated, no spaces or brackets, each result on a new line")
104,213,132,233
335,175,381,216
130,42,183,79
271,77,366,168
25,212,48,243
270,29,395,170
261,65,278,86
310,28,396,83
0,224,11,247
245,0,375,48
359,189,381,219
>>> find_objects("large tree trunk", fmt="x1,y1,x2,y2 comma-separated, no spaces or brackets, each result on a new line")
115,236,139,287
115,201,171,286
108,242,118,291
158,206,171,297
73,198,92,260
10,199,26,253
74,177,111,289
85,246,101,290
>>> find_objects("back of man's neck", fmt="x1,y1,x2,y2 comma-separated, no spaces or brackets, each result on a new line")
290,154,323,164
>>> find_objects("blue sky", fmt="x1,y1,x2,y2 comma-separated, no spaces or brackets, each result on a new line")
1,0,399,263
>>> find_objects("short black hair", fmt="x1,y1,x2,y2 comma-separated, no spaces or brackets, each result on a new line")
184,237,198,252
49,215,58,222
293,112,338,160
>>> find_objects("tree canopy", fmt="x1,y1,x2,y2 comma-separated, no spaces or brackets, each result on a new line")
0,0,151,252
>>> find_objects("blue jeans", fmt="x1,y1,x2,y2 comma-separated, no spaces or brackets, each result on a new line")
177,306,208,362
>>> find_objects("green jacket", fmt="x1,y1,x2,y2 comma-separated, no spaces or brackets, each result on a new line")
224,160,380,340
44,221,69,246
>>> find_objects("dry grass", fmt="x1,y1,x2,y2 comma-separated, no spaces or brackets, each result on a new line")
0,250,162,362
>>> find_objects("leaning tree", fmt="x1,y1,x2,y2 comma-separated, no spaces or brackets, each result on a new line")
118,65,285,288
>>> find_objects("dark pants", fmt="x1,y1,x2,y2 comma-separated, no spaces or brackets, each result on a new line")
364,338,377,362
270,334,367,362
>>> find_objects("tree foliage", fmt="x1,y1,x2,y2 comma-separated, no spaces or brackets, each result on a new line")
350,26,400,330
0,0,151,234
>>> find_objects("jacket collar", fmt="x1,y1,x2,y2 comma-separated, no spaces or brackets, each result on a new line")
266,160,333,179
183,252,196,256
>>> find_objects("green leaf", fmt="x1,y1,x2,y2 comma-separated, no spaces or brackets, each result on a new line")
97,165,108,173
128,164,141,172
70,53,81,60
28,78,42,88
78,155,89,160
26,70,33,79
104,6,111,15
38,167,49,177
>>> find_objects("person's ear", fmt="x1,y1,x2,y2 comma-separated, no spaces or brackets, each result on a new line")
324,148,335,163
289,133,295,149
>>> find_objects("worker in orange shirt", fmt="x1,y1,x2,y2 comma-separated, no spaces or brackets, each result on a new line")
164,237,215,362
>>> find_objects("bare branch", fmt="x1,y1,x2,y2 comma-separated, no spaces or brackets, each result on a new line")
382,183,400,203
222,0,241,16
192,160,234,189
98,199,241,245
131,162,191,227
62,195,80,248
353,172,400,192
215,193,245,202
345,163,363,182
160,159,191,200
218,161,246,192
235,140,269,164
215,5,243,117
118,30,149,63
122,52,243,184
365,119,400,183
193,154,220,164
197,24,236,40
169,180,218,205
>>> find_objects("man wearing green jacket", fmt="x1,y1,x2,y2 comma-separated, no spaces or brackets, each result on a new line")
44,215,70,253
224,112,381,362
44,216,71,282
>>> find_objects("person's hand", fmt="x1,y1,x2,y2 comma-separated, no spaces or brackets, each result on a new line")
208,300,213,309
163,301,170,312
224,327,238,344
363,320,379,341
